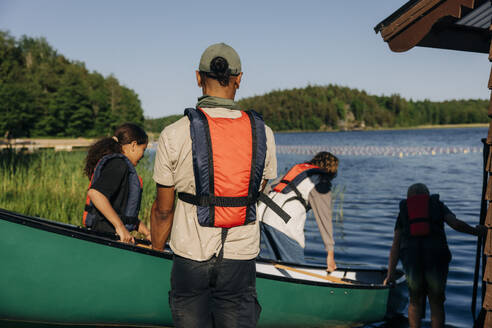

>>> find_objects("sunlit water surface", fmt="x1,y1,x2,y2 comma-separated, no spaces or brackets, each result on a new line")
274,128,487,328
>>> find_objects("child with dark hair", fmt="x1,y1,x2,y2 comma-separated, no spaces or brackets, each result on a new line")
258,151,339,272
83,123,150,243
384,183,487,328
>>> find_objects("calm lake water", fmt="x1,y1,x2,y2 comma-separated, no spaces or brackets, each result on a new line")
274,127,488,328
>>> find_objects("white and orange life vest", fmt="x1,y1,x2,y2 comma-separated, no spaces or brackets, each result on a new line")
258,163,329,247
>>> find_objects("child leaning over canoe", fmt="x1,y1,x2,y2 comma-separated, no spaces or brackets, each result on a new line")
82,123,151,244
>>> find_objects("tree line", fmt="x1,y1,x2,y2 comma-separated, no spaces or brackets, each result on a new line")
2,31,487,137
238,85,489,131
0,31,144,138
145,85,488,133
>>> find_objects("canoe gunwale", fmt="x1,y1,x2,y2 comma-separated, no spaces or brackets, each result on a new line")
0,208,172,260
256,258,401,290
1,207,405,291
0,317,170,328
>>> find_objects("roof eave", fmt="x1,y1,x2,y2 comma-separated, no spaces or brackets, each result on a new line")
374,0,490,54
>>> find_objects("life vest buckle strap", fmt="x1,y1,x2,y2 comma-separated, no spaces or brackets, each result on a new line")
409,217,431,224
284,181,309,209
258,193,292,223
178,192,256,207
184,107,267,228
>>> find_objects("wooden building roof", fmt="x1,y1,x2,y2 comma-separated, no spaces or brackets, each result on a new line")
374,0,491,53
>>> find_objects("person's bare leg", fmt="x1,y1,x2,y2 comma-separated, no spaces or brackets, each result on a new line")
408,295,424,328
428,294,445,328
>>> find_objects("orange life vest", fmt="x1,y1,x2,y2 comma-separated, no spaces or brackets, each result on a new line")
178,107,267,228
273,163,324,193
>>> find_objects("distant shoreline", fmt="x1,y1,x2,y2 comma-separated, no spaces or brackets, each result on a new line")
1,123,488,148
274,123,489,133
369,123,489,131
0,138,95,150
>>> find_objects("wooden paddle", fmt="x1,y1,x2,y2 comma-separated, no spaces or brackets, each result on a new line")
135,242,152,249
274,264,353,285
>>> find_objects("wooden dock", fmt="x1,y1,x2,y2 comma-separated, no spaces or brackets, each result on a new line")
0,138,95,152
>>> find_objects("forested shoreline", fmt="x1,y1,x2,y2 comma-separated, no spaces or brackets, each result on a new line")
145,86,488,133
0,31,144,138
238,86,488,131
1,31,488,137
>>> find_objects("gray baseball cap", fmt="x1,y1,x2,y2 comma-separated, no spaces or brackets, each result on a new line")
199,43,241,75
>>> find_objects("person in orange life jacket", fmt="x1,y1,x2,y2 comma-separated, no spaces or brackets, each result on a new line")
83,123,151,244
257,151,338,272
150,43,277,328
384,183,487,328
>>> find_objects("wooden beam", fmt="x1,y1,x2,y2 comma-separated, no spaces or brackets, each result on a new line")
489,24,492,61
489,68,492,90
486,175,492,200
486,256,492,281
417,22,490,53
486,310,492,328
385,0,475,52
486,203,492,227
484,20,492,322
487,121,492,144
487,148,492,171
381,0,444,40
488,93,492,118
485,282,492,310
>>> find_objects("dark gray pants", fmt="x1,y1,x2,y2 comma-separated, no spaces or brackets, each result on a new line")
169,254,261,328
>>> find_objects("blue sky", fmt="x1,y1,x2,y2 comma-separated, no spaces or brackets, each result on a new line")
1,0,489,118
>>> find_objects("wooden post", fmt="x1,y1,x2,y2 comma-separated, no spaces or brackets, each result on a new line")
482,23,492,327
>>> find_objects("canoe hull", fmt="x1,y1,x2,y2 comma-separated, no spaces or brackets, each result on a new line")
0,217,173,326
0,209,406,327
257,278,387,327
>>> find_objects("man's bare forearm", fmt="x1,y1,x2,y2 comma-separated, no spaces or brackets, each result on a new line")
150,184,176,251
150,200,174,250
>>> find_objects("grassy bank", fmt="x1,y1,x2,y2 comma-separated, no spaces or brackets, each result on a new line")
0,149,155,230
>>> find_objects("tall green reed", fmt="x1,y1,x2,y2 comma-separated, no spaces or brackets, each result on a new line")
0,149,155,228
331,184,346,222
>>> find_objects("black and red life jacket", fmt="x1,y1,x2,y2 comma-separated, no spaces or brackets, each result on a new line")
406,194,431,236
178,107,267,228
83,154,143,232
399,194,446,240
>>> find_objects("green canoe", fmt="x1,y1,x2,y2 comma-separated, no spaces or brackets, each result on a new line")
0,208,406,328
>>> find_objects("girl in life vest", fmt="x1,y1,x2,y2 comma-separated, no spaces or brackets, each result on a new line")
83,123,150,244
258,151,339,272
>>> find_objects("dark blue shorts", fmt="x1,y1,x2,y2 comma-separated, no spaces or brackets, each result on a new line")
400,246,451,301
169,254,261,328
